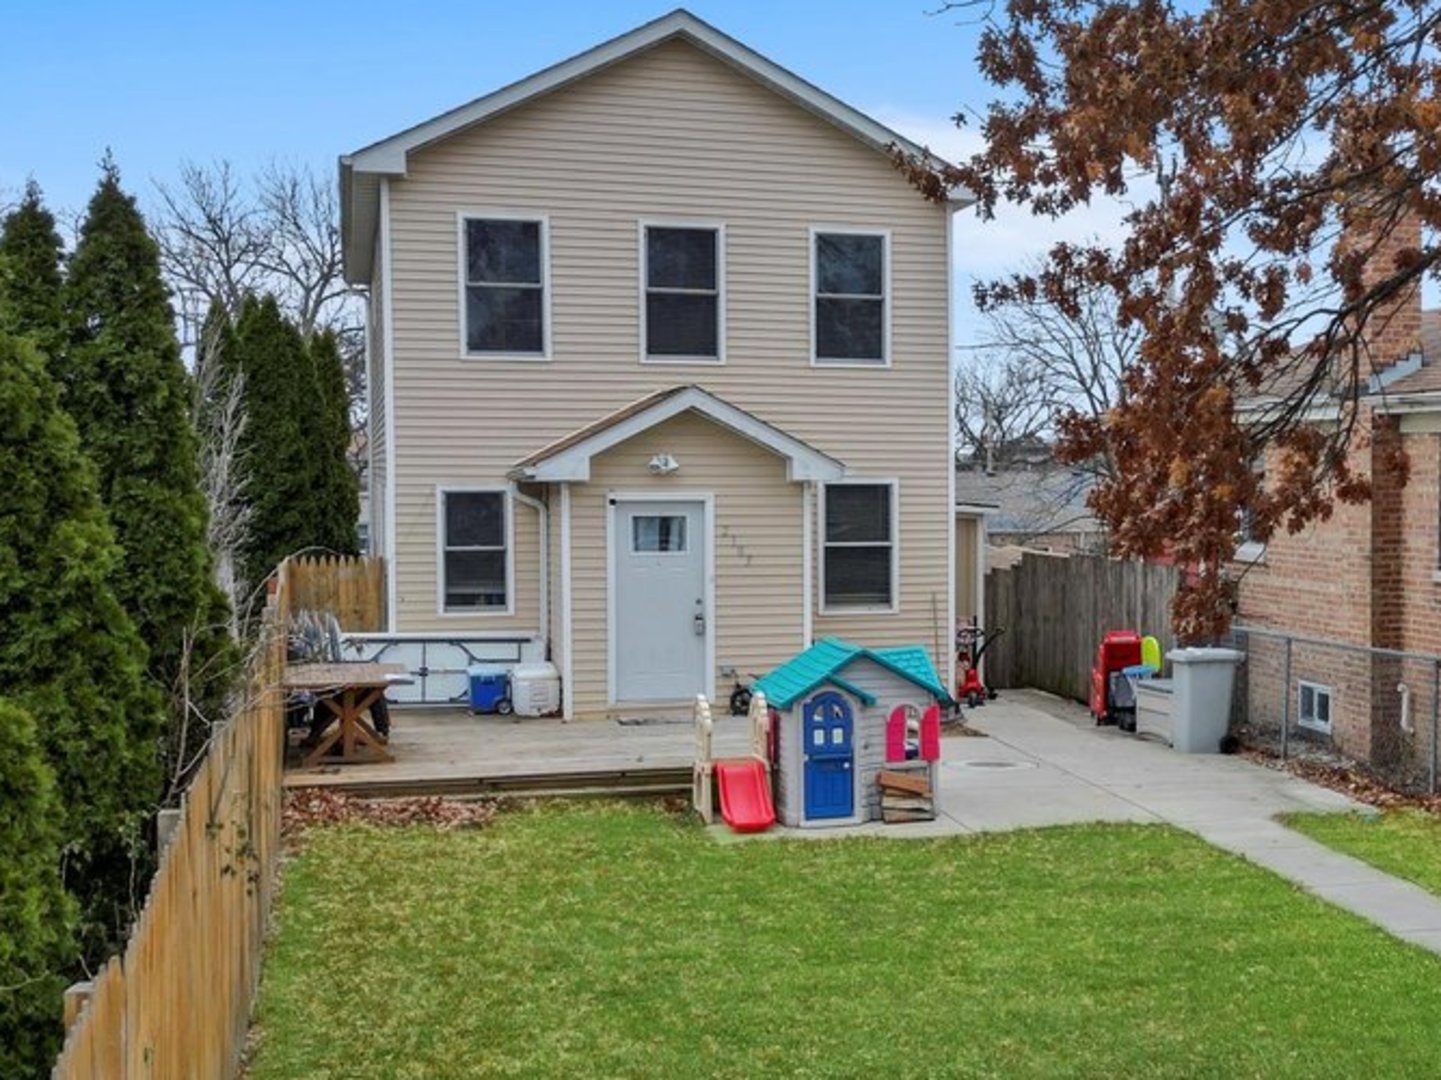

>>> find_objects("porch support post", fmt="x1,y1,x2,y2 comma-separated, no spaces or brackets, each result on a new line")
560,483,574,721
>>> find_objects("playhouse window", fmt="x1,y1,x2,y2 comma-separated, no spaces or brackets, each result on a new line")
822,482,895,609
462,217,546,356
440,489,509,612
1298,680,1332,734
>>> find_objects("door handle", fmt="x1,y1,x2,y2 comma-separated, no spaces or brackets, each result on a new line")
693,612,706,636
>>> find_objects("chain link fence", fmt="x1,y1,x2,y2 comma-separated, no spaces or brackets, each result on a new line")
1229,624,1441,794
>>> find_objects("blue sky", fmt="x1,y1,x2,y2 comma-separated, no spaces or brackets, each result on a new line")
2,1,1139,337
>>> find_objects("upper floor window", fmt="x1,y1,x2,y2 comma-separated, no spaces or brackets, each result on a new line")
643,224,722,361
440,489,510,613
462,216,547,357
821,481,897,611
813,230,887,365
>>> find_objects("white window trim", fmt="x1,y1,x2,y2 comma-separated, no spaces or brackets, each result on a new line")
456,211,552,362
809,226,892,368
1297,679,1333,734
637,218,726,365
818,478,900,615
435,485,516,617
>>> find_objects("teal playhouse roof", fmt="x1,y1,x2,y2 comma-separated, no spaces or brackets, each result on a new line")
753,637,953,710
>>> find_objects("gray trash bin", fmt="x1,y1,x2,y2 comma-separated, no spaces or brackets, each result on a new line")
1166,647,1243,753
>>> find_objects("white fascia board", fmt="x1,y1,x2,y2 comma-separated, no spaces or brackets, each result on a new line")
1367,390,1441,415
517,388,845,484
1235,397,1342,425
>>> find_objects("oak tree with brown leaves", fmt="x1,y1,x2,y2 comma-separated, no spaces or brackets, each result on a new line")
904,0,1439,640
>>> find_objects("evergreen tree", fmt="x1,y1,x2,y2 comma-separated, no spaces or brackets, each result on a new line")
0,698,75,1080
61,159,237,765
0,329,162,959
308,328,360,555
0,180,65,354
229,294,322,602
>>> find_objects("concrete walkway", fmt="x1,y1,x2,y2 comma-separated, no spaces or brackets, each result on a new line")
746,688,1441,955
946,690,1441,956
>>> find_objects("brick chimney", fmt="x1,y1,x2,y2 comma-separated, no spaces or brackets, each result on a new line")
1346,205,1424,376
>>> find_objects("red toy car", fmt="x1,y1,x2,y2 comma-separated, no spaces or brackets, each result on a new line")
1090,630,1142,730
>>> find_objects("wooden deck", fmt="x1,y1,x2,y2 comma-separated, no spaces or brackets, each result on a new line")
283,707,753,798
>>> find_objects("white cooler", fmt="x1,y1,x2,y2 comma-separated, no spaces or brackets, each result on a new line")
510,662,561,717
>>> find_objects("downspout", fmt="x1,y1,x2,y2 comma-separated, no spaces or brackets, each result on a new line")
802,481,814,649
513,488,548,655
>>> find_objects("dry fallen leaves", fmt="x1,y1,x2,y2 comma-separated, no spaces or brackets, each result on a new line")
282,789,503,836
1242,747,1441,815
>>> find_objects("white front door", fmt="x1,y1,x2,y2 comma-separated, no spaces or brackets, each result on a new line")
612,499,707,702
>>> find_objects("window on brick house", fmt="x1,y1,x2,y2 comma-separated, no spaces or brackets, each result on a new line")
1298,680,1332,734
1236,453,1266,558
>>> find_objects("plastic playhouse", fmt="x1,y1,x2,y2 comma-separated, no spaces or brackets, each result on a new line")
693,638,953,831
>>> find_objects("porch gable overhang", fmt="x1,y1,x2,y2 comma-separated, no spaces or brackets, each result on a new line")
508,385,846,484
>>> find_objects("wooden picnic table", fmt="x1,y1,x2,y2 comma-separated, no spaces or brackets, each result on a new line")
284,662,411,767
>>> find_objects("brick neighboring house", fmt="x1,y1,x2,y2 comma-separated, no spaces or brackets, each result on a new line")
1234,223,1441,778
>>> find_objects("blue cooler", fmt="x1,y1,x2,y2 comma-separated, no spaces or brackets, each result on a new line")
467,665,511,714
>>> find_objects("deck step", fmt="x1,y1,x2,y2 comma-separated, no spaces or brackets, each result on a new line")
284,766,693,800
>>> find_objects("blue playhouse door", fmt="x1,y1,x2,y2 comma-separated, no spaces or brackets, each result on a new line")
803,692,854,820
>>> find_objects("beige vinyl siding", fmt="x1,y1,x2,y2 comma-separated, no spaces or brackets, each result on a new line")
367,242,388,562
570,410,804,712
955,515,980,624
382,38,951,707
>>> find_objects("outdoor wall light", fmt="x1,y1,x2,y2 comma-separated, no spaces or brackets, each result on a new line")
648,453,680,475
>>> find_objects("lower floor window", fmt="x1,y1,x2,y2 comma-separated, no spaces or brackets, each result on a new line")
1298,680,1332,733
822,482,895,609
441,489,508,611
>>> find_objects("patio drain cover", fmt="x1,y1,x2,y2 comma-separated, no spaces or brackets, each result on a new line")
956,760,1036,770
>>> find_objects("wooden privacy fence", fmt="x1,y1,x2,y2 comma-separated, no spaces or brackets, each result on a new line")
984,551,1181,702
283,553,385,630
52,594,287,1079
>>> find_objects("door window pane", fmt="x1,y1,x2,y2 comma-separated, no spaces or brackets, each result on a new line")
633,515,688,553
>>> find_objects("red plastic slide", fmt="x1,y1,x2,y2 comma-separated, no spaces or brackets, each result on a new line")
715,759,776,832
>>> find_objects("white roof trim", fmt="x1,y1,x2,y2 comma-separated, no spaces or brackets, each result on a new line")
1368,389,1441,415
340,8,968,283
511,386,846,483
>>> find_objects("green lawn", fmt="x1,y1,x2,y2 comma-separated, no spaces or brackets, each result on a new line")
248,803,1441,1079
1285,809,1441,896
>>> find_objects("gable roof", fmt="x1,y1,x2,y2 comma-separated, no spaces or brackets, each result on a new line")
753,637,953,710
340,8,967,283
954,466,1101,537
508,385,845,483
